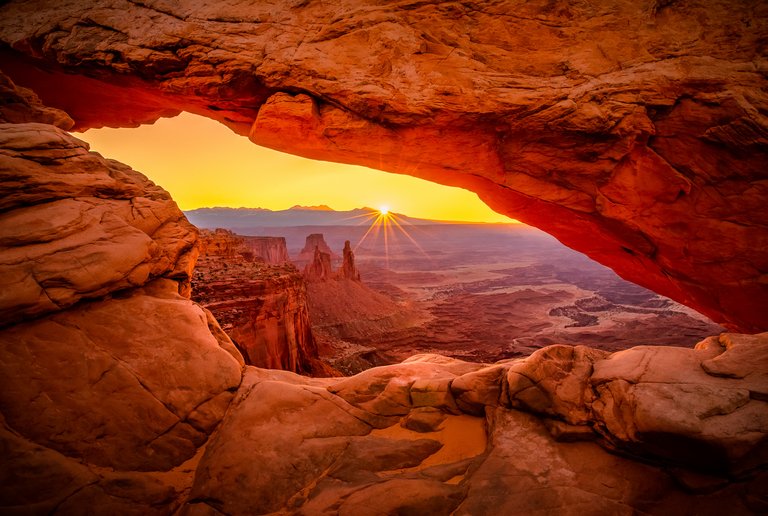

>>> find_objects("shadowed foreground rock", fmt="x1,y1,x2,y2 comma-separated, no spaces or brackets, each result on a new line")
0,0,766,330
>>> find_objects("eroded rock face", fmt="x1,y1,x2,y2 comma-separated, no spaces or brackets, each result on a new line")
192,228,328,375
0,0,766,330
1,12,767,513
0,279,243,471
298,233,337,265
0,122,199,325
0,74,244,513
303,245,334,282
246,236,290,265
187,338,768,514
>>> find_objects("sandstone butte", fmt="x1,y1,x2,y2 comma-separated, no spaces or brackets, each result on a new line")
0,1,767,514
298,233,339,265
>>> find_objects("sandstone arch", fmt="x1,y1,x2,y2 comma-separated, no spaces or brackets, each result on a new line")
2,3,768,513
1,0,766,331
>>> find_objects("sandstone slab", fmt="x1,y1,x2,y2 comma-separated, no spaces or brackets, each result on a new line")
0,279,243,471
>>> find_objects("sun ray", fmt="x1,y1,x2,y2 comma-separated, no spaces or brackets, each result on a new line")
355,212,385,251
339,210,381,223
352,206,438,273
387,212,433,261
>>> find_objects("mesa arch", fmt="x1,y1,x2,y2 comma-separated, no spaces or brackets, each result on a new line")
1,0,767,332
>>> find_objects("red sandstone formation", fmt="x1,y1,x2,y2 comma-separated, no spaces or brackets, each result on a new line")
297,233,337,264
193,229,327,376
0,75,245,511
198,228,247,258
199,229,290,265
0,0,766,331
191,336,768,514
0,87,765,514
245,236,290,265
303,238,360,283
302,245,333,282
1,4,768,512
338,240,361,282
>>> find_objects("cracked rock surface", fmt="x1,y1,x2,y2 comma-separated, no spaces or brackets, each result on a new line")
188,343,767,515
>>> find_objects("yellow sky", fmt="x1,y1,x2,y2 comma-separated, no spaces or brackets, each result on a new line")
74,112,515,223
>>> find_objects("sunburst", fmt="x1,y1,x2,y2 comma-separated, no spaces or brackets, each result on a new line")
353,207,432,271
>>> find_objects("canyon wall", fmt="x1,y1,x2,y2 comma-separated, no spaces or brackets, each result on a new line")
245,236,290,265
0,0,765,330
193,229,326,375
199,229,289,265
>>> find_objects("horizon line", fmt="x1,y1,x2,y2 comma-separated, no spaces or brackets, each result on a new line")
183,205,522,225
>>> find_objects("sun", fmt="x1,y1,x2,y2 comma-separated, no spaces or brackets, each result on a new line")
378,206,389,216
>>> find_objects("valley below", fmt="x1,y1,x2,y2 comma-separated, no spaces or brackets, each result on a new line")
202,221,724,375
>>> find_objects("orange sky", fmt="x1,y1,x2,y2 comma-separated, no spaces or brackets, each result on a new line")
74,112,515,223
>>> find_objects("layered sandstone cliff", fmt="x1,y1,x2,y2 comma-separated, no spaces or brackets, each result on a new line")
198,229,290,265
0,0,765,330
193,229,326,376
246,236,290,265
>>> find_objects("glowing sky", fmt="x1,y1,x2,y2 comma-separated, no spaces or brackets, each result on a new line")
74,112,515,223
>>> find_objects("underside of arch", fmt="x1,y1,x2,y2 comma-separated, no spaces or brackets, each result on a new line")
1,0,766,331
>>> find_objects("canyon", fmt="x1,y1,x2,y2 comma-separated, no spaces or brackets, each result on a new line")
310,224,726,371
191,229,327,376
0,1,767,514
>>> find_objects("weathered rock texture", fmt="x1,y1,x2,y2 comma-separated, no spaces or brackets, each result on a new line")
192,229,327,375
188,336,768,514
0,117,199,326
0,75,244,513
0,78,766,508
246,235,290,265
304,238,361,283
303,245,334,282
0,0,766,331
1,6,768,513
198,228,289,265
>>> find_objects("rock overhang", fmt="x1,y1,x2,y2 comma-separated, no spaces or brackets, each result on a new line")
0,0,766,331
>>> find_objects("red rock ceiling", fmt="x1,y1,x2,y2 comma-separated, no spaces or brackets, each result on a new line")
1,0,766,331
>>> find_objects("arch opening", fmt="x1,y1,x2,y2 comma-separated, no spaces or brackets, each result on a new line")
74,112,725,374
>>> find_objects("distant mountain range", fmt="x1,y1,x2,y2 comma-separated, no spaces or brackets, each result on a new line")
184,206,463,228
